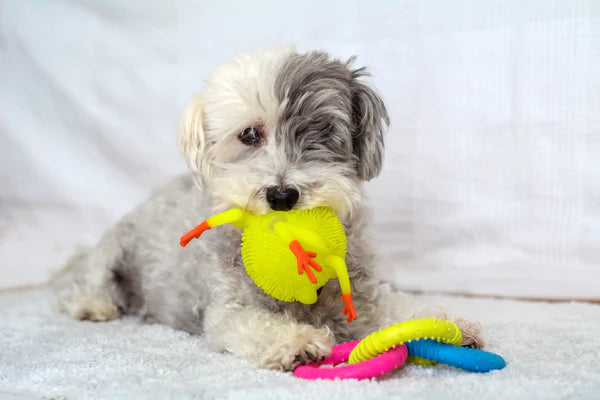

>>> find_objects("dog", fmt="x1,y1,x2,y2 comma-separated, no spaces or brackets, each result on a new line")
56,48,484,371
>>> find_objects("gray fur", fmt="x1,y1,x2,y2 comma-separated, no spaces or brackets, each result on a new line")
56,49,483,371
349,62,390,180
274,51,389,180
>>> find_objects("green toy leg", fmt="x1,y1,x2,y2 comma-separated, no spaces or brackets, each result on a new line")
180,208,250,247
321,254,357,323
206,208,250,230
320,255,351,294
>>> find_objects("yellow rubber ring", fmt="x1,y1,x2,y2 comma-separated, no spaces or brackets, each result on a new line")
348,318,463,364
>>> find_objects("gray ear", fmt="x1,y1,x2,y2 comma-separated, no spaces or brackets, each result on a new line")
350,66,389,181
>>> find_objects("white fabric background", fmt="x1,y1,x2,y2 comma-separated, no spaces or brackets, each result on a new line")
1,0,598,298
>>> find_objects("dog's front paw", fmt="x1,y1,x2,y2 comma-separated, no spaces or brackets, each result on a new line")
60,293,121,322
453,318,485,349
259,325,334,371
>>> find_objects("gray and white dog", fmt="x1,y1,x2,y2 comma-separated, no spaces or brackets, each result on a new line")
57,48,484,370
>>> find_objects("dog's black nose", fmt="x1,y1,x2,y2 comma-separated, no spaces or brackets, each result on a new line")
266,187,299,211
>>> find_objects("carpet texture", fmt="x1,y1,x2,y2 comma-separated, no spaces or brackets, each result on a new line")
1,288,599,400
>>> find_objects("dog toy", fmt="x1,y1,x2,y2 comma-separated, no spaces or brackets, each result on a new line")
349,318,505,372
180,207,357,322
294,318,505,381
349,318,463,364
405,339,506,372
293,340,408,380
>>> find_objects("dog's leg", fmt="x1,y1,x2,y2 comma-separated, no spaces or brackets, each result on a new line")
57,229,123,322
204,303,334,371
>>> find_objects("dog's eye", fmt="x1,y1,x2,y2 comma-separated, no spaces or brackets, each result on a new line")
239,127,262,146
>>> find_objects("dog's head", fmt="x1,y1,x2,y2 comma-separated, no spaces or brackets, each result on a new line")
178,48,388,220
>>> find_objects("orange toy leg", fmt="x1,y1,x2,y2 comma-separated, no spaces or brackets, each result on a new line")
340,293,357,323
180,221,211,247
288,240,322,284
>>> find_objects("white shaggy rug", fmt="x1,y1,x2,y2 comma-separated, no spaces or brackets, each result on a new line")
1,288,599,400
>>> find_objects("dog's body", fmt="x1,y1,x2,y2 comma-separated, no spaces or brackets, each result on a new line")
57,48,483,370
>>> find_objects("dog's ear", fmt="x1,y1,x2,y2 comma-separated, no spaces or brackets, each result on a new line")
178,94,212,185
349,65,389,181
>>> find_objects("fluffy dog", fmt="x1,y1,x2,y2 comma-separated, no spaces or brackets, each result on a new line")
57,48,483,370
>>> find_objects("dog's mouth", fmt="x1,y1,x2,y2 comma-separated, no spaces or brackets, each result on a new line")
238,184,346,217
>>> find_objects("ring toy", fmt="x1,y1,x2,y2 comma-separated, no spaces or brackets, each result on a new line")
349,318,462,364
406,339,506,372
293,340,408,380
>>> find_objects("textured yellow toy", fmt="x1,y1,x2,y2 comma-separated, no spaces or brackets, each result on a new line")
180,207,357,323
348,318,463,365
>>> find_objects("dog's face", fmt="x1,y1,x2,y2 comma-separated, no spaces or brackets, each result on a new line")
178,49,389,220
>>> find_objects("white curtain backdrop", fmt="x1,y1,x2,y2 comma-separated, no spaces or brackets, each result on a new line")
1,0,598,299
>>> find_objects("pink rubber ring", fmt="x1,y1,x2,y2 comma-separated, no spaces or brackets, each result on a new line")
294,340,408,380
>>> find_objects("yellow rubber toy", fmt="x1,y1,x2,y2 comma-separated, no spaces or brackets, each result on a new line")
180,207,357,323
348,318,462,364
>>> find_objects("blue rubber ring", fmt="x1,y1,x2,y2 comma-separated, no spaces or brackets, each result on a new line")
406,339,506,372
